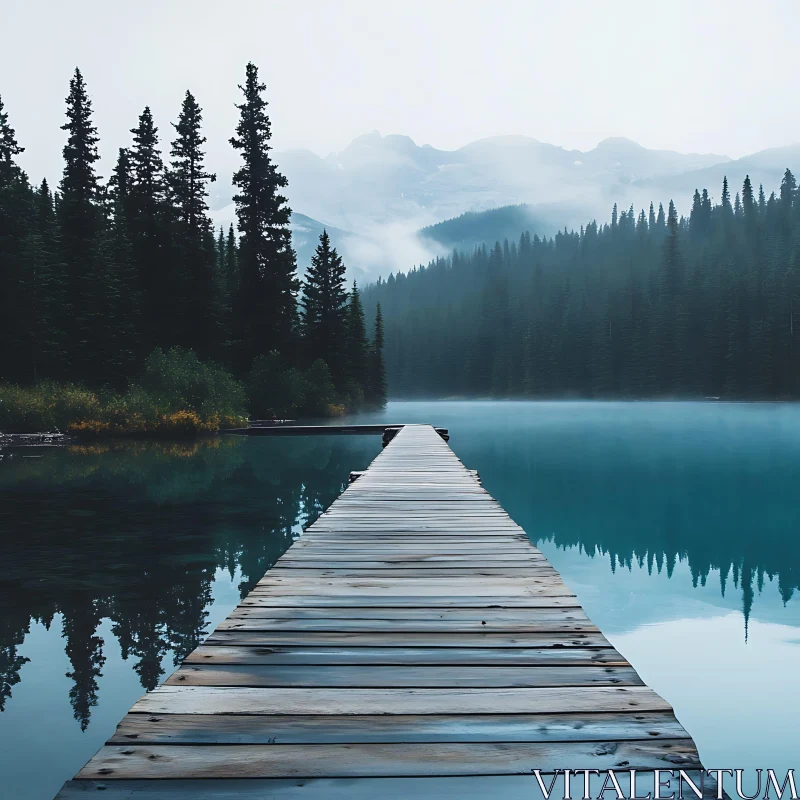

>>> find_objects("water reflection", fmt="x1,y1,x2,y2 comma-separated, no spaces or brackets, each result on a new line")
0,435,378,729
357,401,800,634
3,402,800,794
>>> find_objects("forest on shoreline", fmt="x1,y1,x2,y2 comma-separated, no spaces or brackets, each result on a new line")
4,64,800,419
364,173,800,400
0,65,386,435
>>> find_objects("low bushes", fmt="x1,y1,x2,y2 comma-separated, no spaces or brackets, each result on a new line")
0,383,101,433
0,348,249,437
0,347,358,437
247,355,341,420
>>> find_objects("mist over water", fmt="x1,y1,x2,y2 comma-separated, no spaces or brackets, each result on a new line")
1,401,799,796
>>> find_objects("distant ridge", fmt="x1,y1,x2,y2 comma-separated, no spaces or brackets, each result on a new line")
212,133,800,281
418,204,558,253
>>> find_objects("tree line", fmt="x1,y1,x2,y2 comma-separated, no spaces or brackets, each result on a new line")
0,64,386,417
363,172,800,399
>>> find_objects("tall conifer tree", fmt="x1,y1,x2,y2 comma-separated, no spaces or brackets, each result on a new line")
229,62,298,371
169,90,216,355
225,224,238,295
127,106,171,348
366,303,387,408
345,280,369,401
300,230,348,383
58,68,103,374
0,96,38,381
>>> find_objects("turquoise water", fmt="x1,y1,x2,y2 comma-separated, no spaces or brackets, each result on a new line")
1,401,799,797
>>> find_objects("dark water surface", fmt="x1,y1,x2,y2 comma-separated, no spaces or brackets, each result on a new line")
2,401,799,797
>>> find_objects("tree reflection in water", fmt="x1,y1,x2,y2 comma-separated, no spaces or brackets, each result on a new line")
0,435,378,727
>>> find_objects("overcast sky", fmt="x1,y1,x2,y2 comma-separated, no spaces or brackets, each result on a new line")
3,0,798,184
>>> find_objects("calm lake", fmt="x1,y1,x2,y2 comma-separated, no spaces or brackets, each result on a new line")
2,401,799,798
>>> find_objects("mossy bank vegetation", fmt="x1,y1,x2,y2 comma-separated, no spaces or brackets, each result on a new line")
0,347,347,437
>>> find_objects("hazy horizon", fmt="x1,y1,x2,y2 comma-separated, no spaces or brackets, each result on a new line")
4,0,800,188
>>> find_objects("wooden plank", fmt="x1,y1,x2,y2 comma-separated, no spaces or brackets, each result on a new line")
109,710,685,744
276,559,548,565
131,686,670,715
280,552,544,560
259,569,562,578
78,740,700,779
164,664,642,688
225,424,404,436
248,586,577,599
185,646,627,666
204,631,610,647
227,606,587,620
214,618,596,633
239,596,581,607
247,586,578,598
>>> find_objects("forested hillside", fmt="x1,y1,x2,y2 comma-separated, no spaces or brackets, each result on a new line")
418,204,556,254
364,174,800,399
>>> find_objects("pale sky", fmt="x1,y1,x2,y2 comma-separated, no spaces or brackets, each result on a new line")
3,0,799,185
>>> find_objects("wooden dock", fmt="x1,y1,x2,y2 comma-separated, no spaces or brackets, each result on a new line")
57,424,709,799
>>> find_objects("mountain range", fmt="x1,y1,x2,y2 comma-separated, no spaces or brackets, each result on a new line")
209,133,800,282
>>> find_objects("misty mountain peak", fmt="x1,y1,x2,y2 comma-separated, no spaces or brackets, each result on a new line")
594,136,644,151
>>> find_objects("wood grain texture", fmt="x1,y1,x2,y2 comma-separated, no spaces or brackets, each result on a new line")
131,685,672,715
184,645,627,666
164,664,642,688
109,710,686,744
78,739,700,779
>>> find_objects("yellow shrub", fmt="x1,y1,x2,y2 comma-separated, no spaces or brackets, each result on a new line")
67,420,112,435
156,410,204,436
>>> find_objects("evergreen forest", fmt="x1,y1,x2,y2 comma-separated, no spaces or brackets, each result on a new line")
0,64,386,431
364,175,800,399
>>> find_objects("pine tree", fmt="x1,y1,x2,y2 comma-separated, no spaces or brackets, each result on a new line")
211,225,231,361
721,176,733,220
780,168,796,207
108,148,133,226
0,94,24,186
300,230,349,384
58,68,103,376
216,226,225,270
0,94,33,381
169,91,216,234
229,62,298,372
127,106,171,348
225,224,238,294
366,302,387,408
690,190,703,239
345,280,369,405
168,90,216,355
19,180,69,380
779,169,796,233
742,175,756,221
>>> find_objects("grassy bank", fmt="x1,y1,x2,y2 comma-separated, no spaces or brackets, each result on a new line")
0,347,357,438
0,348,248,437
